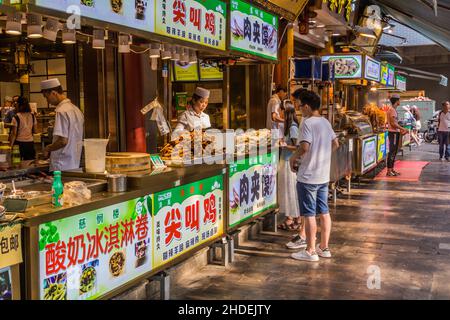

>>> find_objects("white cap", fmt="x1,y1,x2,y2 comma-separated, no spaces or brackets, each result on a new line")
391,93,401,99
40,78,61,91
194,87,210,99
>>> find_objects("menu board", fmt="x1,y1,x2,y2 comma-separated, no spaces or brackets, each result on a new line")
35,0,155,32
322,55,363,79
364,56,381,82
396,75,407,91
230,0,278,61
229,152,278,228
362,136,377,172
0,267,12,300
380,64,388,86
387,64,396,87
173,61,199,82
153,175,224,268
155,0,227,51
199,60,223,81
377,132,387,162
39,196,153,300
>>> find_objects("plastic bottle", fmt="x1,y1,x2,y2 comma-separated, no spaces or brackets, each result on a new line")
12,145,20,167
51,171,64,208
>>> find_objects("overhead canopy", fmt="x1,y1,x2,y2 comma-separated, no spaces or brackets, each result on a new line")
251,0,308,21
372,0,450,51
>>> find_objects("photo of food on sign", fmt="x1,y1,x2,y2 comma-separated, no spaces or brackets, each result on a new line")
79,260,99,295
332,57,360,77
43,272,67,300
135,240,148,268
110,0,123,14
0,268,12,301
109,251,126,277
81,0,95,7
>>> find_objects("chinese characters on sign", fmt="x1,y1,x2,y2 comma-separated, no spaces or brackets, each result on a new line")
156,0,227,50
230,0,278,61
323,0,355,23
229,152,278,227
0,223,22,270
153,175,224,268
39,196,153,300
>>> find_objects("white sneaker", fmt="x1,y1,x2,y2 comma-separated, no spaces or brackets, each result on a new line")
286,235,307,250
291,250,319,262
316,245,332,258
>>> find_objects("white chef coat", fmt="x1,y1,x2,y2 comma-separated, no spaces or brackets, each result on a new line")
50,99,84,172
172,106,211,139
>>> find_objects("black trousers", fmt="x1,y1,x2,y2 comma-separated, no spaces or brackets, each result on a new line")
387,132,401,169
16,141,36,160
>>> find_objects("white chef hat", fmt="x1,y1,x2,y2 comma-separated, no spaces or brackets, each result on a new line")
40,78,61,91
194,87,210,99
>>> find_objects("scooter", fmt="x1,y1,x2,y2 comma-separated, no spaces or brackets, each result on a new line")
423,118,438,143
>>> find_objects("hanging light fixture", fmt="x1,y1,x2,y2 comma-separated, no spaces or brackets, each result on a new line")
27,13,43,39
43,18,60,42
92,29,105,49
189,49,197,64
62,24,76,44
161,43,172,60
171,46,180,61
149,43,161,58
6,12,23,36
118,34,130,53
357,26,377,39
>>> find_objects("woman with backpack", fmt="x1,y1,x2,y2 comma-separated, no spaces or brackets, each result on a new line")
9,97,37,160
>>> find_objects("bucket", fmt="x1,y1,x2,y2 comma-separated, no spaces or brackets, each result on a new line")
84,139,109,173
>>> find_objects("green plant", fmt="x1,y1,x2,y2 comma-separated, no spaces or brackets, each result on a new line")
39,222,60,251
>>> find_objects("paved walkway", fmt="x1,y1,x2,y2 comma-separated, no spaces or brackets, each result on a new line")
172,143,450,300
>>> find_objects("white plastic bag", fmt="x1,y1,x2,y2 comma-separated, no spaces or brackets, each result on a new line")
63,181,92,206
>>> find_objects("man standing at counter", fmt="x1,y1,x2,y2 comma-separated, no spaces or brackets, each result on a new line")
437,101,450,161
386,94,408,176
41,79,84,172
266,86,287,139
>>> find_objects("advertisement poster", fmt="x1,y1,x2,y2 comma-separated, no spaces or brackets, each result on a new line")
155,0,227,51
230,0,278,61
380,64,388,85
0,223,22,270
387,64,396,87
229,152,278,228
199,59,223,81
153,175,224,268
38,196,153,300
377,132,387,162
322,55,363,79
396,75,407,91
35,0,155,33
365,56,381,82
362,136,377,172
0,267,12,300
173,61,199,81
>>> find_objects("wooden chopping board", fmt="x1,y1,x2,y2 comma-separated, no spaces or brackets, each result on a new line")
105,152,151,175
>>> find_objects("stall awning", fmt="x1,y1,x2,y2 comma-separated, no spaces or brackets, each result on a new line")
251,0,308,21
372,0,450,51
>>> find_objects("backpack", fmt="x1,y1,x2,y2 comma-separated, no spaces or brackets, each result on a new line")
14,113,36,135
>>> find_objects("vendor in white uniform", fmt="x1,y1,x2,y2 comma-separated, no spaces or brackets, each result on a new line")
172,87,211,140
41,78,85,172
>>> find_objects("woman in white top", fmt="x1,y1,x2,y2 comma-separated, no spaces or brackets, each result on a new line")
172,87,211,140
10,97,37,160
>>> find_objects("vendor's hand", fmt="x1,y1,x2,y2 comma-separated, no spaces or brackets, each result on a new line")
289,156,299,173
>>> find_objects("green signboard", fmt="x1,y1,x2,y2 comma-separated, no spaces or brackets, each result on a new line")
153,175,224,268
229,152,278,227
39,196,153,300
230,0,278,61
322,55,363,79
155,0,227,51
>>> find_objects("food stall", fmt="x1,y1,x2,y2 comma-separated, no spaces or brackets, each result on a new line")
0,0,283,300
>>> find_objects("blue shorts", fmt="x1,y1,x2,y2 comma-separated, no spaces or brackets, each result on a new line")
297,182,329,217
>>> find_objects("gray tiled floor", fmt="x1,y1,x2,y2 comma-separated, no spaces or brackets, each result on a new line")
172,144,450,300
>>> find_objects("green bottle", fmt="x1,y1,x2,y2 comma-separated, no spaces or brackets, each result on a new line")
12,145,20,167
51,171,64,208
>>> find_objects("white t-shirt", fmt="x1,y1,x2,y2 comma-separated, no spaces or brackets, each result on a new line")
266,94,281,131
297,116,336,185
438,111,450,132
50,99,84,172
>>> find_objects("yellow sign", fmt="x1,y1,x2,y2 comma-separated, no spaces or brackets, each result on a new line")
0,223,22,269
199,61,223,81
173,62,199,82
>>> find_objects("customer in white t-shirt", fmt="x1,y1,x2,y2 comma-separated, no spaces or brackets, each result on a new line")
289,90,339,262
438,101,450,161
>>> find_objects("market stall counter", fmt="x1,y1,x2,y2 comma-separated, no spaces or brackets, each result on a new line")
22,164,226,300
